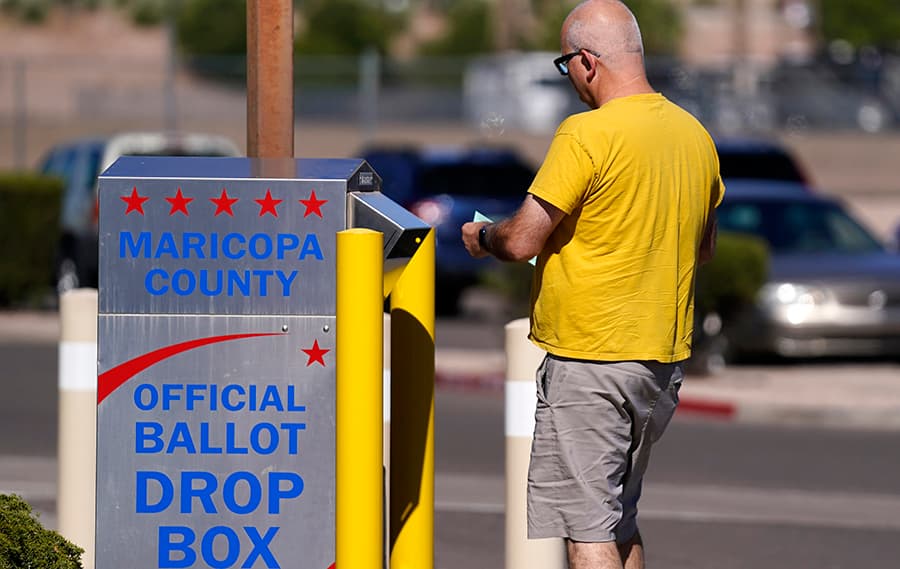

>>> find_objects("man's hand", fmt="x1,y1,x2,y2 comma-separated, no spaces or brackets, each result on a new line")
461,195,565,262
462,221,490,258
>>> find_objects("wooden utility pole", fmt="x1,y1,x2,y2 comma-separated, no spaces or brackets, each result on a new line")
732,0,755,98
733,0,749,61
493,0,513,50
247,0,294,158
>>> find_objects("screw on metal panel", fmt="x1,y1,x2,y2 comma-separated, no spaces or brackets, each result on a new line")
323,325,330,333
282,324,289,332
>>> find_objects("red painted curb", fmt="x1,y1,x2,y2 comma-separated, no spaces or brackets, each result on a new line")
434,370,504,391
435,370,739,421
675,398,737,419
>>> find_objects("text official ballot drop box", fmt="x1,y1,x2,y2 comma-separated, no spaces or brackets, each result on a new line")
95,157,428,569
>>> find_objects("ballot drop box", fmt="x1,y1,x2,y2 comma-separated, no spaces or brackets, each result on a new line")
95,157,427,569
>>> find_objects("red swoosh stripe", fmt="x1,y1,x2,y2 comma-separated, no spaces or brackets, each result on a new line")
98,333,281,404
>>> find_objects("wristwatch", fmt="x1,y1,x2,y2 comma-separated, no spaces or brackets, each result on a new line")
478,224,489,251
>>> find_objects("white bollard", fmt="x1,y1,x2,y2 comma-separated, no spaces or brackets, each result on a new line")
57,288,98,569
505,318,566,569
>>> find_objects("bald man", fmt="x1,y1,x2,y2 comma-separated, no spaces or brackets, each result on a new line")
462,1,724,568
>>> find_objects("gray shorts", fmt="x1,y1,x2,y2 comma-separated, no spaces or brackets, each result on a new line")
527,355,683,543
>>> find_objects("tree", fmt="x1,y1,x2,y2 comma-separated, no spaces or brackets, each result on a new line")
625,0,683,55
527,1,571,52
421,0,493,56
175,0,247,57
294,0,405,55
820,0,900,50
528,0,683,55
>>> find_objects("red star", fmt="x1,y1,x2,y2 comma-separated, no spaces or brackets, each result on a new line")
301,339,330,367
256,189,282,217
299,190,328,218
120,187,149,215
165,188,193,216
210,188,239,217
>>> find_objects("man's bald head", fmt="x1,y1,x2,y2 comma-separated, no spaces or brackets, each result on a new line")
562,0,644,62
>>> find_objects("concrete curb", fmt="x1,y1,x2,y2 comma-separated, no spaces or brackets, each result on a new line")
433,346,743,420
433,354,900,431
0,310,60,343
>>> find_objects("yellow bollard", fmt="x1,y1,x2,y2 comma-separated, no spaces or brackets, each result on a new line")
389,229,435,569
336,228,384,569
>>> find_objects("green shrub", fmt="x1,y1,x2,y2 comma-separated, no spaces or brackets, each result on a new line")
695,231,770,319
478,261,534,318
0,172,63,307
0,494,83,569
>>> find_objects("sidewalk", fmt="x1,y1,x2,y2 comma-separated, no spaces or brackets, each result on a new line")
3,310,900,431
434,350,900,431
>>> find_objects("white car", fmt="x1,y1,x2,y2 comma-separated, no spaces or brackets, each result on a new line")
463,52,577,134
38,132,242,293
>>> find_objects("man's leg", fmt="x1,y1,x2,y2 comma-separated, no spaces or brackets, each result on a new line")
617,531,644,569
567,540,623,569
530,359,679,569
565,532,644,569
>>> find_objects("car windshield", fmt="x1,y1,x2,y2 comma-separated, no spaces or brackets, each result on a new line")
718,198,884,254
417,163,534,199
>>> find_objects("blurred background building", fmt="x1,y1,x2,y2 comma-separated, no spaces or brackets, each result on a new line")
0,0,898,169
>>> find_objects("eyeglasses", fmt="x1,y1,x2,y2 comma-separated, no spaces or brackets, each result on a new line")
553,49,599,76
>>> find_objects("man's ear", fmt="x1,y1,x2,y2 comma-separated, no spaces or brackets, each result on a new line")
582,54,596,80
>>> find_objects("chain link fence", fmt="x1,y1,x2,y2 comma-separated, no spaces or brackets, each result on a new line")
2,52,900,169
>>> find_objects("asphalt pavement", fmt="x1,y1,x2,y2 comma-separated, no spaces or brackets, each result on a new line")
3,308,900,568
3,308,900,433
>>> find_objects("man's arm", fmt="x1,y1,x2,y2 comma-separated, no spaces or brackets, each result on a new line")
462,194,566,262
698,210,717,265
699,175,724,266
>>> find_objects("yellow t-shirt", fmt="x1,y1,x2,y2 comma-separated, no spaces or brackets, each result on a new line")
528,93,724,362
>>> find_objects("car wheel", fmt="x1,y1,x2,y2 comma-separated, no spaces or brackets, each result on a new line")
858,102,889,133
691,334,729,375
688,312,730,375
435,276,473,317
56,257,80,295
435,286,463,317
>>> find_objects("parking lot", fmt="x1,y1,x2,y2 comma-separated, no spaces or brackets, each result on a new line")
2,14,899,568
